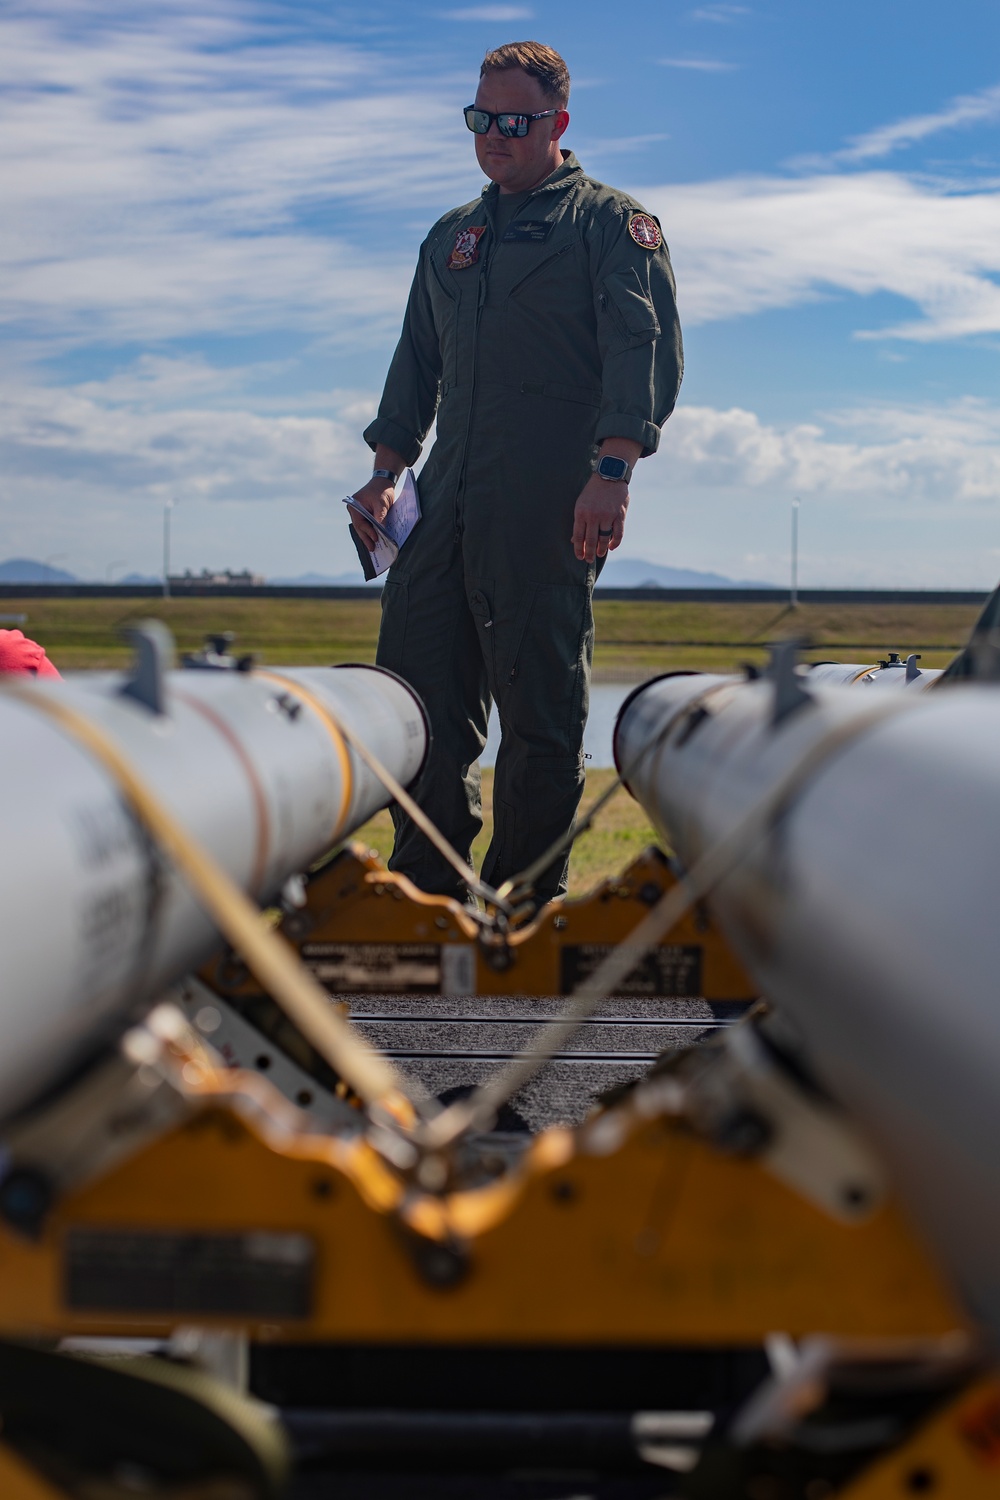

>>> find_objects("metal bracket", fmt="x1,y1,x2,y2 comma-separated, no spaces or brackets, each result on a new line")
669,1017,885,1222
176,977,362,1135
119,620,174,715
769,639,814,727
0,1007,193,1235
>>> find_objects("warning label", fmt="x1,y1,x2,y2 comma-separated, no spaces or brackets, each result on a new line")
66,1229,313,1318
303,942,441,992
560,944,703,997
301,943,476,995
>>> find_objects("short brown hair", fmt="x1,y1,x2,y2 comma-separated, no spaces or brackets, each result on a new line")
480,41,570,106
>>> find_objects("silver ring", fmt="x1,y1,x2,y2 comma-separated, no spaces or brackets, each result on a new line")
598,527,614,537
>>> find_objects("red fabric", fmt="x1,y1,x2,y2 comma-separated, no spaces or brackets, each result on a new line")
0,629,61,678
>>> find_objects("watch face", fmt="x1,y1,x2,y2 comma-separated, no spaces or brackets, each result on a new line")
598,455,628,481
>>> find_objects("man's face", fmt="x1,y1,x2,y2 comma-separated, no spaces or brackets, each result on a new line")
472,69,568,195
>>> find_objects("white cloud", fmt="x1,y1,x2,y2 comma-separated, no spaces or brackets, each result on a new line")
657,398,1000,502
659,56,737,73
0,3,474,349
0,360,380,577
837,82,1000,164
0,365,368,505
688,4,749,21
583,133,670,158
438,6,534,19
641,170,1000,340
7,359,1000,584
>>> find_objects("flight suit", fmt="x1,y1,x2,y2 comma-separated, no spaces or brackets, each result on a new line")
364,152,683,903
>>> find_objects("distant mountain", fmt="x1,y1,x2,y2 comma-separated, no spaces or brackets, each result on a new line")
0,557,78,583
0,556,773,589
270,560,773,589
596,557,773,589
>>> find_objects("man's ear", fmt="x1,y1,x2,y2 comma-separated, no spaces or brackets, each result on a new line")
552,109,570,141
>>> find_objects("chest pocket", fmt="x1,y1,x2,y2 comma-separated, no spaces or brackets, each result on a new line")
504,239,577,302
599,266,660,348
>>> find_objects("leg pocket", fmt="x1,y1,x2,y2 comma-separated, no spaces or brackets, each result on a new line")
526,752,586,901
376,578,408,676
506,582,593,747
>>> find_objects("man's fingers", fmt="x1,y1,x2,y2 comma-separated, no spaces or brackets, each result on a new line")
571,510,587,558
596,520,617,559
572,478,628,562
349,479,394,553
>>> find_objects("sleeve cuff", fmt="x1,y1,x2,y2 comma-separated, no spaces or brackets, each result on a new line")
363,417,423,469
595,413,661,458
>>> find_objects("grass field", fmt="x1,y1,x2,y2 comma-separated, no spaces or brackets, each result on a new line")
352,766,661,901
2,594,982,674
4,593,976,893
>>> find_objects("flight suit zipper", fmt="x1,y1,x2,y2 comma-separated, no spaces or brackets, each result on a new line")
505,239,574,299
453,182,552,538
453,196,497,543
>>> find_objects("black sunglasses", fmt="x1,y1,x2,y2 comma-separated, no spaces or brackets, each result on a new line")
464,105,560,138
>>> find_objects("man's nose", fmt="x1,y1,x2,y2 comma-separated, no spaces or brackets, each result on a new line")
485,117,503,137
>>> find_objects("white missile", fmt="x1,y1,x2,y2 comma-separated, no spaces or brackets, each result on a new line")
0,632,428,1119
614,663,1000,1340
807,652,941,690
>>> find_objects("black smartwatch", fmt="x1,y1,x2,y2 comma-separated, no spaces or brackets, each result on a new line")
592,454,633,483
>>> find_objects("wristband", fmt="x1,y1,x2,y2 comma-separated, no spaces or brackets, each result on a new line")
372,468,398,485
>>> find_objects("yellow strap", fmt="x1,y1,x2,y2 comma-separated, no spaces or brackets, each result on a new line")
253,670,355,842
0,680,409,1112
258,670,512,914
0,1442,65,1499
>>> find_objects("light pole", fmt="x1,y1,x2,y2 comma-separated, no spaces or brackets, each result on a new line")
790,498,800,608
163,500,175,600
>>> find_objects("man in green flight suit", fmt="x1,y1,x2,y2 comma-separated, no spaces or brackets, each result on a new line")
350,40,682,907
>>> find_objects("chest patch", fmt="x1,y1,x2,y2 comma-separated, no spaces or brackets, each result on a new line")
502,220,555,243
627,212,662,251
447,224,487,270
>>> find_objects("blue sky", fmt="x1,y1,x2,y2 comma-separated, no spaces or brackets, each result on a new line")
4,1,1000,585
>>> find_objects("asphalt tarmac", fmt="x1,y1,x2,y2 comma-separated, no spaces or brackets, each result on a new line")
346,995,738,1132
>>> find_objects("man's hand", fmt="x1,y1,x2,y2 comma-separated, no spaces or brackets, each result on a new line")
350,475,396,552
349,446,406,551
572,438,642,563
572,473,628,563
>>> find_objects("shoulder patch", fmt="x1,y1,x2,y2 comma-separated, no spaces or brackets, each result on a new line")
627,212,662,251
447,224,487,270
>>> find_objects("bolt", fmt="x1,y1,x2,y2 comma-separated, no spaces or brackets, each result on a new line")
413,1239,468,1288
0,1168,54,1238
905,1469,936,1493
716,1108,772,1156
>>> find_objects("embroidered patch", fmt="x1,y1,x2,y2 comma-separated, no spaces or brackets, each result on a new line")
627,212,662,251
447,224,487,270
502,220,555,243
